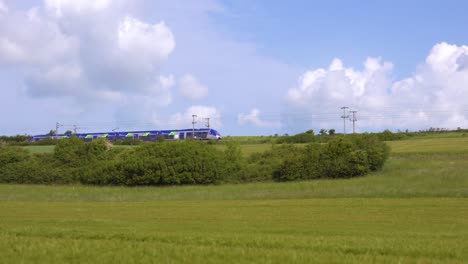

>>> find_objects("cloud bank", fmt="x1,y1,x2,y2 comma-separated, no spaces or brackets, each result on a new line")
0,0,175,103
286,42,468,132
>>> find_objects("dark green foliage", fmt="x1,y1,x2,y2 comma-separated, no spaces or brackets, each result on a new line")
301,143,322,179
0,135,30,144
113,138,142,145
350,134,390,171
79,141,224,186
277,131,316,143
273,136,389,181
376,129,406,141
273,150,304,181
319,129,327,136
244,144,303,182
222,141,245,183
317,138,369,179
31,137,59,146
0,146,29,167
0,152,71,184
0,135,59,146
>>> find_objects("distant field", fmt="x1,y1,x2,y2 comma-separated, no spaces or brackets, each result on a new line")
23,145,55,154
23,145,132,155
22,136,468,156
5,135,468,263
387,137,468,154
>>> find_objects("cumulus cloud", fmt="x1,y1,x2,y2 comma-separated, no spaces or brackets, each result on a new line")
158,105,222,129
45,0,112,16
286,42,468,131
0,0,175,104
178,74,209,100
0,0,8,14
238,108,281,128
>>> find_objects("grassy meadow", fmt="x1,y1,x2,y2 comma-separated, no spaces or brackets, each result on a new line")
2,135,468,263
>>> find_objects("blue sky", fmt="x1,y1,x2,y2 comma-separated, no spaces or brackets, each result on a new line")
1,0,468,136
214,0,468,77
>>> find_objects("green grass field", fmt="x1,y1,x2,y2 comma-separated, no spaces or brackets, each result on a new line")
1,199,467,263
3,136,468,263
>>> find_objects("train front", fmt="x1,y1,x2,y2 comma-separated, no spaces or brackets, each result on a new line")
209,129,222,140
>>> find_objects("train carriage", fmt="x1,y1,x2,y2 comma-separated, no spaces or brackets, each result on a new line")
30,128,222,142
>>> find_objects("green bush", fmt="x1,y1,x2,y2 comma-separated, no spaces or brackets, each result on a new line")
0,146,30,167
245,144,303,182
276,132,316,144
54,136,88,167
0,153,72,184
222,141,244,183
273,136,388,181
79,141,225,186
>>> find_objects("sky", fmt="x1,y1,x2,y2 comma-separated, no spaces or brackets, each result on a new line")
1,0,468,136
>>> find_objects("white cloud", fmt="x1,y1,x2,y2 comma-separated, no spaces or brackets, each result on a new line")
157,105,221,129
0,0,176,106
0,0,8,14
118,16,175,64
238,108,281,128
286,42,468,131
0,10,77,66
179,74,209,100
45,0,112,17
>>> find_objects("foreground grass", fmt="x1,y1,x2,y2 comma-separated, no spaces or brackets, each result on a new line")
5,136,468,263
1,151,467,263
1,199,467,263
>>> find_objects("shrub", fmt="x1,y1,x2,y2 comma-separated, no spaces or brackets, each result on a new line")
273,136,389,181
273,151,304,181
0,153,72,184
54,136,88,167
245,144,303,182
222,141,244,183
79,141,225,186
0,146,30,167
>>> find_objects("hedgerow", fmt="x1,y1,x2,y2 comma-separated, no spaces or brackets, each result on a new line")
0,135,389,185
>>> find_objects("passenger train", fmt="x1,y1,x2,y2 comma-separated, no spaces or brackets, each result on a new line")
30,128,222,142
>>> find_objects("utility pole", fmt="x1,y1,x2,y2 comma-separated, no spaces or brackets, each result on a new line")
349,111,357,134
340,107,349,135
204,118,210,129
192,114,197,139
55,122,62,135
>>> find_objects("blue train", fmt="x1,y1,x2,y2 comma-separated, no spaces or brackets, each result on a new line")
30,128,222,142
